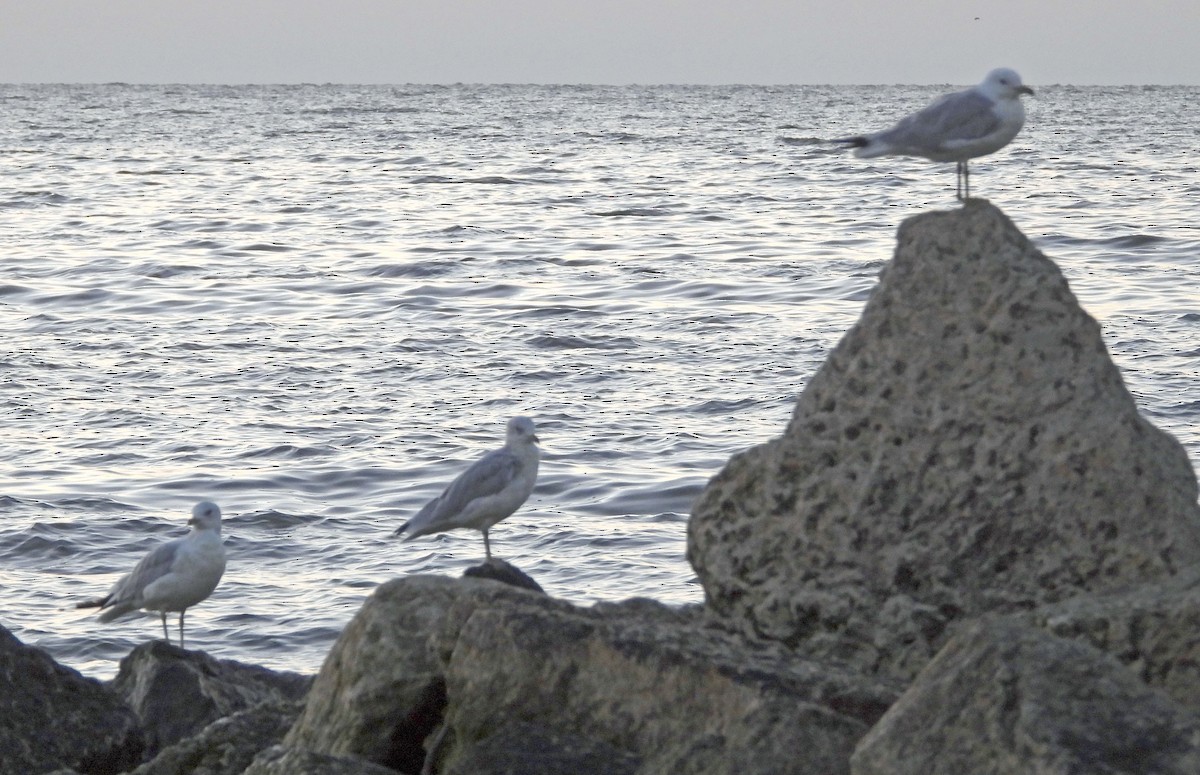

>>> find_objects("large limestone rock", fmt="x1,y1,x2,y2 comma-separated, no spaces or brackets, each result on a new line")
688,200,1200,680
283,575,461,771
1027,567,1200,710
283,561,549,772
433,584,897,775
850,617,1200,775
0,624,143,775
282,575,897,775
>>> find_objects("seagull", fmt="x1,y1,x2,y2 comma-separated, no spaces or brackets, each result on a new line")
77,501,227,648
395,416,540,560
833,68,1034,200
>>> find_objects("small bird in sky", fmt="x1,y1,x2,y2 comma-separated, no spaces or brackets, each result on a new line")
395,416,540,560
833,67,1034,200
77,501,227,648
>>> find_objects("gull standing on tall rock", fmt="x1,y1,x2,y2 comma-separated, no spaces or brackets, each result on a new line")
77,501,227,648
395,416,540,560
833,68,1034,200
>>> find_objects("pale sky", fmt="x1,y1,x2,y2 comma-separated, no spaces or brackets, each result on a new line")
3,0,1198,85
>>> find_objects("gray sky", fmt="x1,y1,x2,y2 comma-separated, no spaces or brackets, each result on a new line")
3,0,1198,85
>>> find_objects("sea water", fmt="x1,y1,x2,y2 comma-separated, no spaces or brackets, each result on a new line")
1,83,1197,677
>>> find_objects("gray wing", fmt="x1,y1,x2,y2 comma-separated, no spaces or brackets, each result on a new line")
106,537,183,605
880,90,1001,148
404,450,523,535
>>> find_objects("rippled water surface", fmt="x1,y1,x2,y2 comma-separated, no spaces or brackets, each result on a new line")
2,84,1197,678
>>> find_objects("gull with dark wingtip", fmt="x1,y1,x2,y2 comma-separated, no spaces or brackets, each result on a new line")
833,68,1034,200
395,416,540,560
77,501,227,648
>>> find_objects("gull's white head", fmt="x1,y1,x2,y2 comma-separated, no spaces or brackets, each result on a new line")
980,68,1034,99
506,416,539,446
188,501,223,532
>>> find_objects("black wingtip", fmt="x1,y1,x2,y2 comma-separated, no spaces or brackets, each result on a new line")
831,136,868,149
393,523,408,537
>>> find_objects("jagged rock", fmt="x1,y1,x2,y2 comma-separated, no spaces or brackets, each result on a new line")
688,199,1200,681
1026,567,1200,711
284,562,550,772
127,699,303,775
242,745,398,775
434,582,898,775
283,575,457,771
0,623,143,775
283,574,896,775
442,721,641,775
850,617,1200,774
110,641,312,758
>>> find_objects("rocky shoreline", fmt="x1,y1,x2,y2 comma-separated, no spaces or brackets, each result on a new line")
6,200,1200,774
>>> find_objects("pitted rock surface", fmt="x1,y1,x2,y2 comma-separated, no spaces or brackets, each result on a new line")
687,200,1200,680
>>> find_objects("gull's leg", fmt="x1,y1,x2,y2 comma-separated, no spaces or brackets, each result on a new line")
421,725,450,775
160,611,170,644
955,161,964,201
179,610,186,650
964,161,971,200
483,529,492,561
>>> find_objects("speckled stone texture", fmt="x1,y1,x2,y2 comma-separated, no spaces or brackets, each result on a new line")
0,624,143,775
282,575,460,771
1027,567,1200,709
687,199,1200,681
850,617,1200,775
242,745,398,775
126,700,303,775
434,584,897,775
110,640,312,758
276,575,897,775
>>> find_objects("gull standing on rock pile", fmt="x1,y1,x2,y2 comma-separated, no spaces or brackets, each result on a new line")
395,416,540,560
833,67,1034,200
76,501,227,648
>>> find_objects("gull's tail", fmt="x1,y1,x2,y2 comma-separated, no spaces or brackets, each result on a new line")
831,135,889,159
394,497,442,541
77,594,136,622
96,603,138,623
